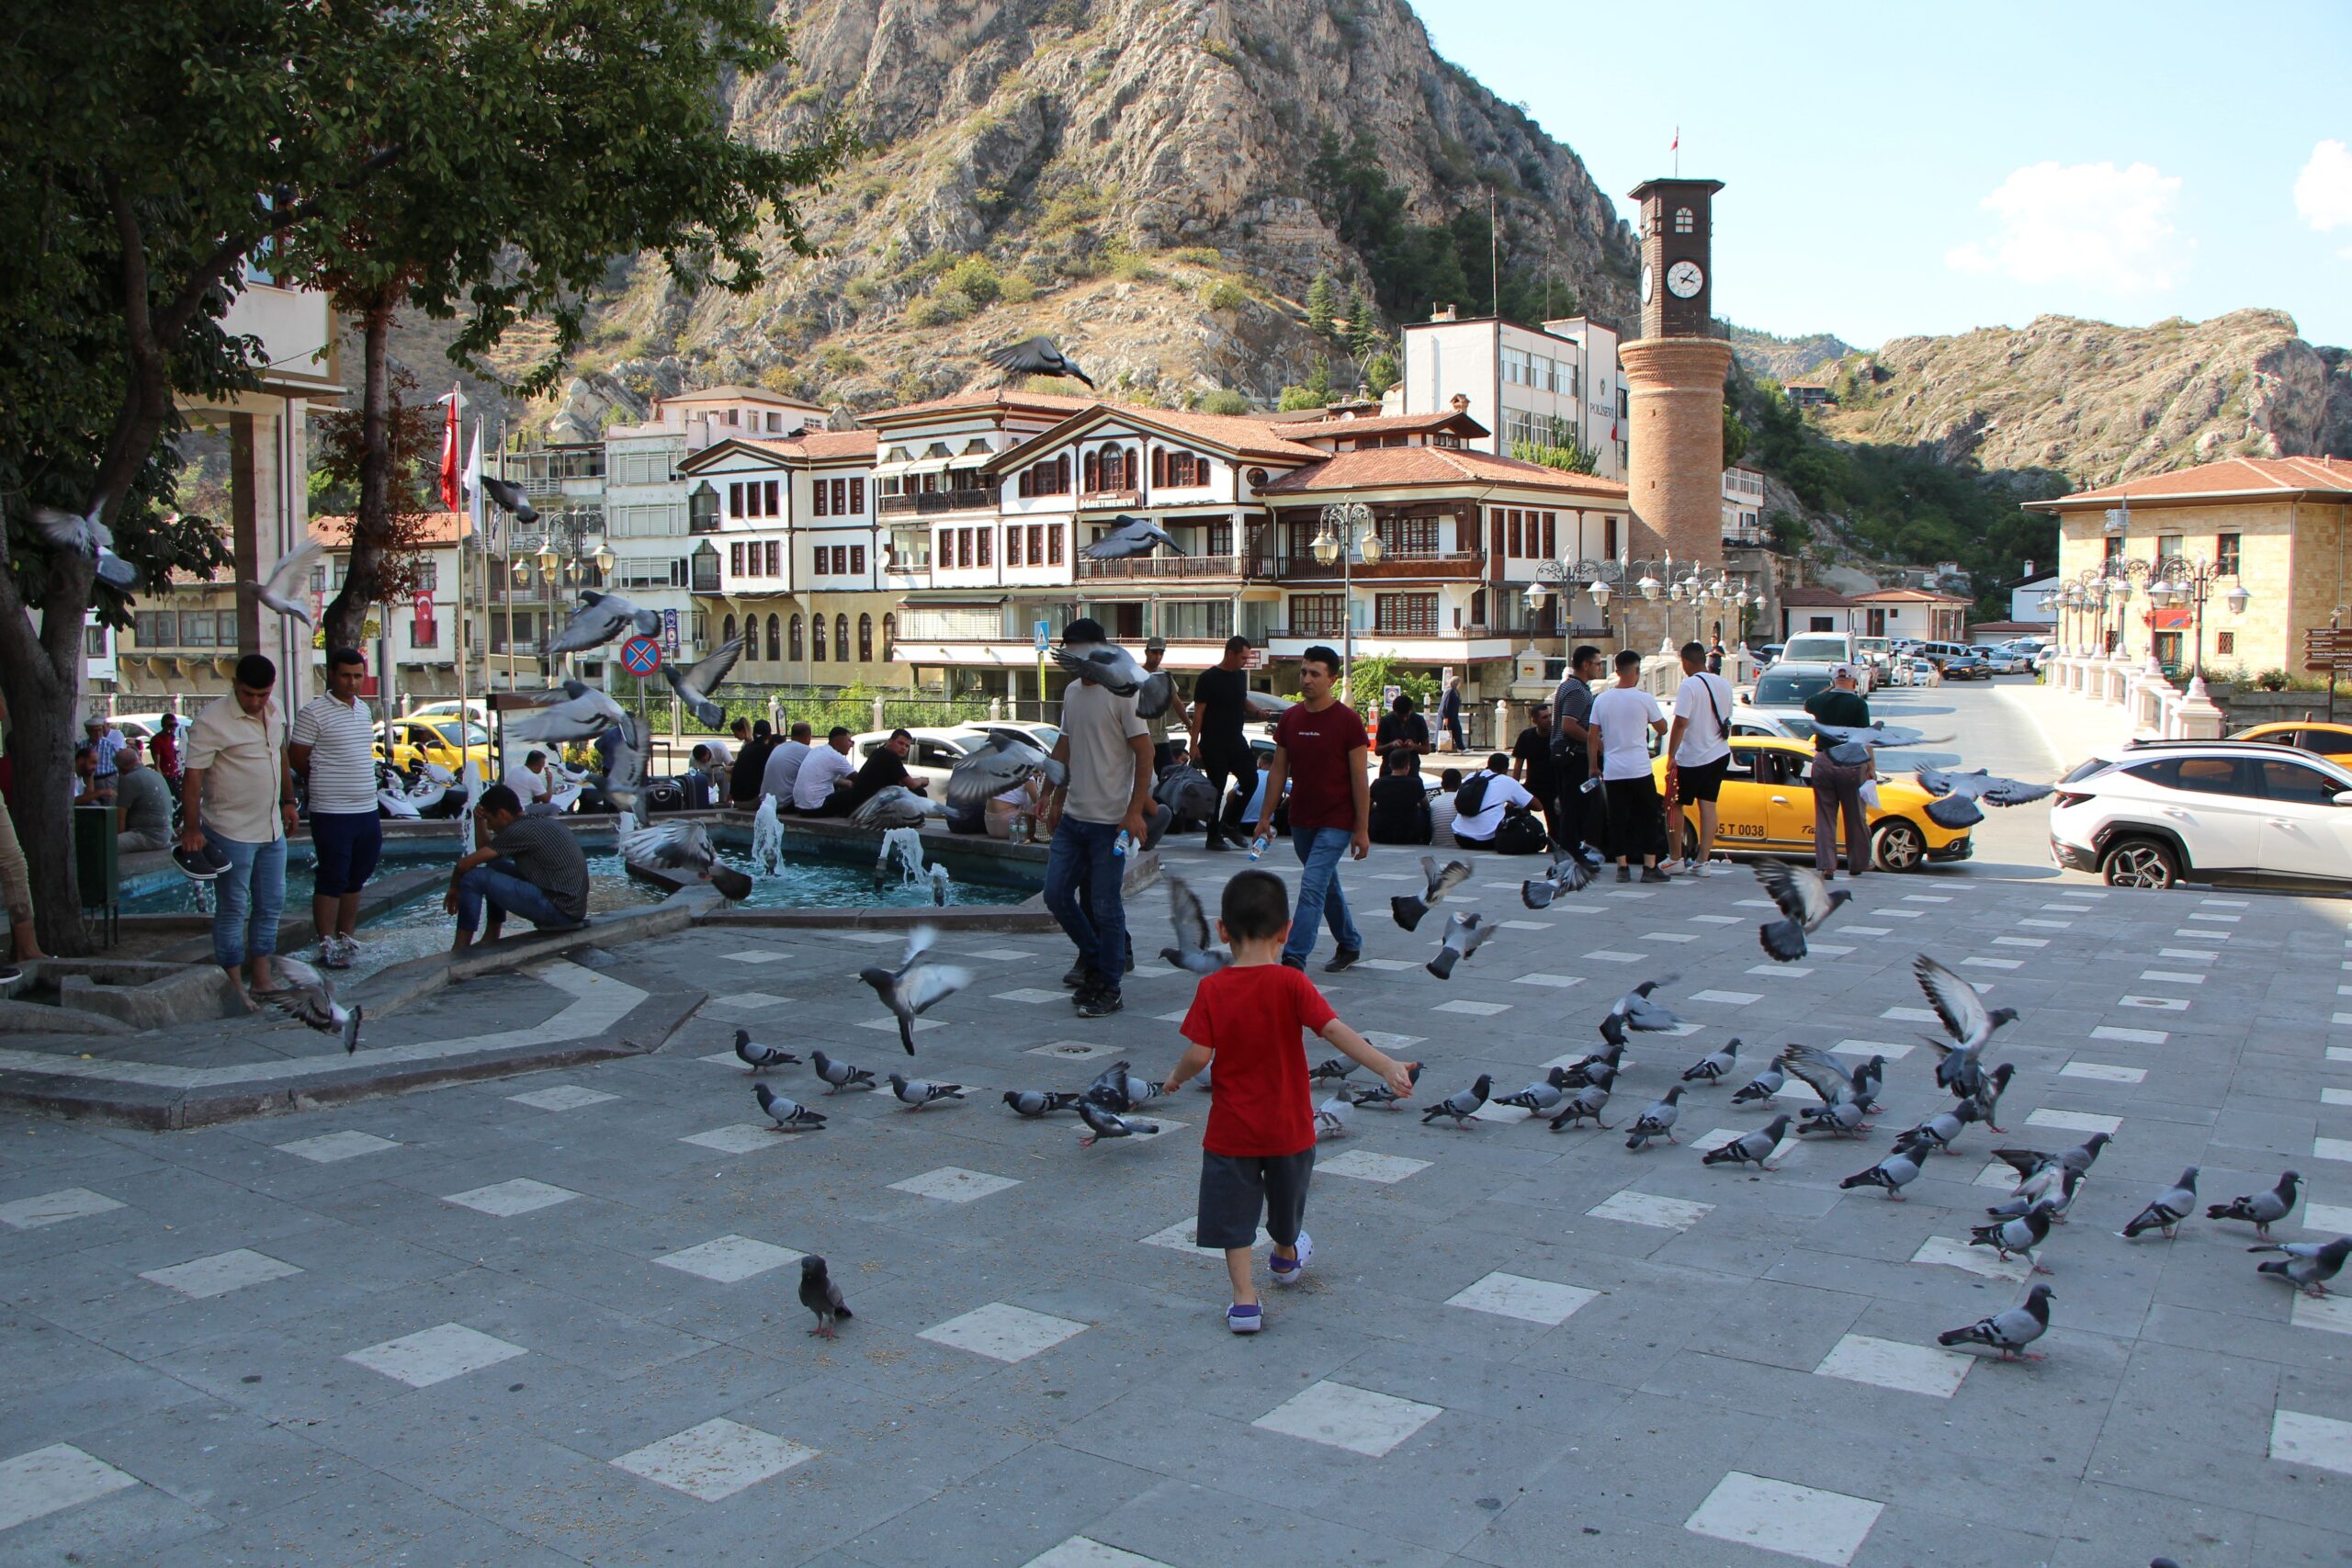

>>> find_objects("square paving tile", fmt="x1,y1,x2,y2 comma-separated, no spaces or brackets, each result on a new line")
1498,919,1551,931
888,1168,1023,1203
1911,1235,2031,1282
1024,1540,1174,1568
1445,1271,1599,1326
2061,1063,2145,1084
0,1188,124,1230
1354,958,1419,972
1432,999,1510,1016
1690,989,1760,1006
1317,1150,1432,1184
2290,1294,2352,1336
1138,1218,1269,1256
610,1416,818,1501
275,1130,400,1163
2315,1137,2352,1163
2142,970,2205,984
1684,1471,1883,1566
138,1247,303,1300
1993,936,2050,948
1251,1380,1442,1457
962,947,1037,961
1882,1007,1938,1023
1511,973,1585,989
1813,1334,1971,1398
722,950,788,964
1641,931,1701,943
856,1015,947,1037
681,1124,783,1155
1842,925,1893,935
994,988,1069,1004
2269,1409,2352,1477
1689,914,1740,925
1748,964,1812,977
654,1235,803,1283
2306,1202,2352,1231
1962,956,2022,970
2026,1110,2123,1135
1587,1190,1713,1230
705,991,791,1013
345,1323,526,1388
1832,1038,1914,1059
506,1085,620,1111
2093,1026,2167,1044
442,1179,580,1217
1585,950,1646,964
0,1443,139,1534
919,1302,1089,1363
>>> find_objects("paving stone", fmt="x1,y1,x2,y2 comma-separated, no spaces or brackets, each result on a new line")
1812,1333,1971,1398
441,1179,579,1216
652,1235,802,1283
1444,1271,1599,1325
1684,1470,1883,1565
505,1085,620,1111
680,1124,783,1154
919,1303,1088,1363
1250,1381,1442,1457
2268,1409,2352,1477
888,1168,1023,1203
1588,1190,1713,1230
137,1248,302,1300
1317,1150,1432,1184
0,1188,124,1229
345,1324,526,1388
0,1443,139,1533
1023,1540,1175,1568
275,1131,400,1163
609,1416,818,1500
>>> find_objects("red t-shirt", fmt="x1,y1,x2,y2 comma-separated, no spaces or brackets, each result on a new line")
1181,964,1338,1156
1272,701,1369,831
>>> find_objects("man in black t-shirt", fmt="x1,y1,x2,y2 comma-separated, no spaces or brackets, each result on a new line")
1187,635,1254,851
1511,702,1560,847
837,728,927,815
730,720,777,805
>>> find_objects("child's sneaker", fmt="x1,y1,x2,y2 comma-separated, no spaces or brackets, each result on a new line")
1227,1303,1263,1334
1270,1232,1313,1287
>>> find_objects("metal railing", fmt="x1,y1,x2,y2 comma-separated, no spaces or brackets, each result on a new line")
879,490,994,516
1275,548,1486,580
1074,554,1258,581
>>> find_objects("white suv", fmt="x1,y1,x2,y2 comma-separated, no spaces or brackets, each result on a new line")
2049,740,2352,888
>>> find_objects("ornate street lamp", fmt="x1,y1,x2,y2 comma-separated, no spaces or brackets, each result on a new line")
1313,501,1381,704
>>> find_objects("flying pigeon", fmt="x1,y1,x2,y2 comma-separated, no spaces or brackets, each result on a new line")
753,1082,826,1131
1159,876,1229,976
1810,720,1951,767
1419,1073,1493,1129
1754,861,1850,962
1082,1061,1164,1114
1840,1138,1932,1199
1913,766,2055,829
1968,1062,2017,1134
660,636,743,729
1349,1062,1422,1109
1702,1113,1792,1172
1391,856,1471,931
1313,1095,1352,1138
1914,953,2018,1097
255,955,362,1055
1495,1067,1575,1115
1545,1083,1614,1131
858,926,972,1055
1051,639,1175,718
1730,1062,1786,1105
808,1049,876,1093
2207,1170,2301,1239
985,334,1094,387
733,1028,799,1073
2120,1168,2199,1240
1306,1056,1360,1085
2250,1235,2351,1296
851,784,947,830
1776,1043,1875,1112
545,590,662,657
1796,1098,1870,1138
947,728,1066,807
238,538,324,624
797,1255,851,1337
1521,851,1596,909
1680,1037,1741,1085
1076,1100,1159,1146
1081,514,1185,560
593,715,650,821
1600,977,1682,1046
1002,1089,1084,1118
624,819,754,900
1425,910,1492,979
1970,1201,2056,1272
504,679,628,745
1939,1283,2053,1360
1623,1084,1686,1150
1555,1044,1623,1089
478,474,540,524
888,1073,966,1110
29,502,137,587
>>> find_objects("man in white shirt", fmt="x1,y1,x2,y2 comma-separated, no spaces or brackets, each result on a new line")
504,749,554,807
793,726,859,814
1447,752,1537,849
1665,640,1736,875
288,648,381,969
181,654,298,1005
1587,649,1669,883
760,721,814,807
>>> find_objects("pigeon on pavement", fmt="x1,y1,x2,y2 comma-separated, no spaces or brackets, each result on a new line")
1702,1113,1792,1171
947,728,1066,808
1349,1062,1423,1109
238,538,324,624
1555,1044,1623,1089
1623,1085,1686,1150
1968,1061,2018,1134
1076,1100,1159,1146
660,637,744,729
1989,1165,2086,1225
1392,856,1472,931
1730,1061,1786,1105
1002,1089,1084,1118
754,1082,826,1131
858,927,973,1055
733,1029,799,1073
1939,1283,2053,1360
255,956,362,1055
798,1255,852,1337
1840,1138,1932,1200
1680,1037,1741,1085
888,1074,966,1110
1546,1083,1614,1131
1159,876,1229,976
985,335,1094,387
1050,639,1174,717
545,591,661,657
1755,862,1850,962
1795,1098,1870,1138
1914,766,2055,829
1306,1056,1360,1085
1914,953,2018,1098
2120,1168,2199,1239
808,1050,876,1093
2249,1235,2351,1296
2208,1170,2301,1239
1419,1074,1493,1129
1080,514,1184,560
1496,1068,1575,1114
1313,1095,1352,1138
1425,910,1492,978
1971,1201,2056,1272
1600,977,1682,1046
29,502,137,587
1894,1101,1980,1155
1777,1043,1876,1112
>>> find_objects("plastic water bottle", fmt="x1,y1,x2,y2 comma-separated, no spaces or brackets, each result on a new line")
1248,833,1272,861
1113,829,1134,858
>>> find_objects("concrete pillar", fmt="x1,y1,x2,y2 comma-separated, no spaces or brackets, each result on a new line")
230,413,260,658
2172,676,2226,739
1620,337,1737,569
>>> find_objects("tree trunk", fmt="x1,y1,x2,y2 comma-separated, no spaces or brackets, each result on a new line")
6,691,91,956
322,287,400,654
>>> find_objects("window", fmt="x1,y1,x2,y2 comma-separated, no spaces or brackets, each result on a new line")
2104,534,2125,564
722,614,737,647
766,614,782,663
1507,509,1522,557
729,480,743,518
216,611,237,643
850,545,865,575
764,541,780,576
835,615,849,662
1375,592,1438,634
1376,515,1441,557
135,610,176,646
1006,529,1023,568
813,481,829,517
491,611,536,653
2216,532,2242,575
977,529,991,568
2256,759,2340,807
789,615,804,660
2156,533,2184,565
2217,630,2235,656
1047,525,1063,565
858,615,874,661
1081,450,1099,492
1159,601,1233,640
2154,631,2182,670
1673,206,1693,234
729,542,744,576
1541,512,1555,557
84,624,107,657
1289,593,1345,636
813,615,828,661
849,478,865,513
1603,514,1618,558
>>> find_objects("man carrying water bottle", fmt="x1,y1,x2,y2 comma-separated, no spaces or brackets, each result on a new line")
1254,644,1370,974
1039,618,1155,1020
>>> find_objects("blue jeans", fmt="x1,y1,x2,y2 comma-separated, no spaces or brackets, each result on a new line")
456,861,576,933
207,829,285,970
1044,817,1125,986
1283,826,1363,964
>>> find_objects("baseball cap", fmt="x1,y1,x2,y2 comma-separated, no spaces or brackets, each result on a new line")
173,841,230,881
1830,663,1856,682
1144,636,1167,653
1061,617,1106,646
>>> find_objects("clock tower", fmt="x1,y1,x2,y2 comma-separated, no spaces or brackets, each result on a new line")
1621,176,1734,569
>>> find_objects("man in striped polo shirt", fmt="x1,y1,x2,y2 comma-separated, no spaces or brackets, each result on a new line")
289,647,382,969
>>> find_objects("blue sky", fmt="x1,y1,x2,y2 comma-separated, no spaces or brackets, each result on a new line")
1411,0,2352,349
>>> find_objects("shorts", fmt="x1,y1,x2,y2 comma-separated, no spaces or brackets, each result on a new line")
1197,1148,1315,1249
309,810,383,897
1675,755,1731,802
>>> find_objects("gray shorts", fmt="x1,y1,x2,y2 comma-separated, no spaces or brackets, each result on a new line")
1197,1148,1315,1249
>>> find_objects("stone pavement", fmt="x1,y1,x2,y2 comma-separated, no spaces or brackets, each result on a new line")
2,839,2349,1565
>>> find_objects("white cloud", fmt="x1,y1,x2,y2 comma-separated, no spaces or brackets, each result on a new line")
2293,140,2352,247
1946,160,2188,293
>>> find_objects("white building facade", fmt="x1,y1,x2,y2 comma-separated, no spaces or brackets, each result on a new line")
1396,310,1627,478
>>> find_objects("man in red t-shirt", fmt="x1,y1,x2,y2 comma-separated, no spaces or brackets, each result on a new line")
1163,869,1414,1333
1253,644,1372,972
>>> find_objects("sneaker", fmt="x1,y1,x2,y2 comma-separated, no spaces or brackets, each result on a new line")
1659,860,1687,877
1270,1231,1313,1287
1322,947,1362,975
1061,962,1090,989
1615,864,1633,884
1227,1303,1264,1334
1640,865,1672,884
1204,835,1233,852
1076,987,1124,1019
1279,954,1306,971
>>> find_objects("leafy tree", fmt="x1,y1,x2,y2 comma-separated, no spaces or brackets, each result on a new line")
1198,389,1252,415
1362,351,1399,399
1304,272,1339,339
1277,356,1336,412
1510,415,1598,475
1723,403,1751,468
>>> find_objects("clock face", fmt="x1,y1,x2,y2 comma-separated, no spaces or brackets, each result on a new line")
1639,265,1655,305
1666,259,1705,299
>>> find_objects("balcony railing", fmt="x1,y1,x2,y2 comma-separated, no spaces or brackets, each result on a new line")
1074,554,1254,581
880,490,994,516
1274,549,1486,581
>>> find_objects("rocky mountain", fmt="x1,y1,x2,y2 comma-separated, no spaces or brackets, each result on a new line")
415,0,1645,432
1726,323,1853,386
1802,310,2352,487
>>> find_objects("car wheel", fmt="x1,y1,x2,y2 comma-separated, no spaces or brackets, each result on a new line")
1871,818,1927,873
2099,837,2179,889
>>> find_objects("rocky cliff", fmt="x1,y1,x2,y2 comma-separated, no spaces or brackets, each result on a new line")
1805,310,2352,487
1726,323,1853,386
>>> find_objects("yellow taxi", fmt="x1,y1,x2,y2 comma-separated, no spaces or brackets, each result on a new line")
2228,721,2352,770
376,716,499,776
1651,735,1973,872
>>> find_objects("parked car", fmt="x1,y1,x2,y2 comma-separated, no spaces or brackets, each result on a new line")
1940,651,1991,681
1905,657,1939,686
2051,739,2352,889
377,716,498,776
1780,633,1874,690
1976,647,2030,675
409,699,493,730
1755,644,1784,669
2226,721,2352,770
1651,735,1972,872
1745,661,1840,728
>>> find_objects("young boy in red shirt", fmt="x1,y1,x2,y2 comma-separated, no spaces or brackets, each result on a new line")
1162,869,1416,1333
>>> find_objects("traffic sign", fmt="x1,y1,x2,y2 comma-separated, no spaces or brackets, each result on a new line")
1034,619,1051,652
662,608,680,655
621,636,662,675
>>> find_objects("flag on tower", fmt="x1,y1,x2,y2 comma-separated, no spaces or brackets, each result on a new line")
459,419,483,540
1669,128,1679,153
437,386,461,510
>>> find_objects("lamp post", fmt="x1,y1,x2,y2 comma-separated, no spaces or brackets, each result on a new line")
1311,501,1382,705
2144,556,2248,684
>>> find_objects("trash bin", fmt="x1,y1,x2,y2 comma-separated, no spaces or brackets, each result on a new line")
74,803,119,947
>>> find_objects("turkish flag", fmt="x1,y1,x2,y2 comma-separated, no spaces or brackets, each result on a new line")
437,388,460,509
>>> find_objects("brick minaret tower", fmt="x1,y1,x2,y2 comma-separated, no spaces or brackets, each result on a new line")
1622,178,1734,570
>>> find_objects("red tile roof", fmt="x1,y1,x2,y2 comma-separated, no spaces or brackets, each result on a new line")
1777,586,1852,607
311,511,470,547
1259,446,1630,499
745,430,878,461
986,404,1325,470
1849,587,1971,603
2033,457,2352,511
1278,411,1489,441
862,389,1100,424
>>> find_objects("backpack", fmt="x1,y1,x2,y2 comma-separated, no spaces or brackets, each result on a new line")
1451,770,1495,819
1493,810,1550,856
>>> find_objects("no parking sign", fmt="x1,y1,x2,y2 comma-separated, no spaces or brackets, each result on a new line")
621,636,662,676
